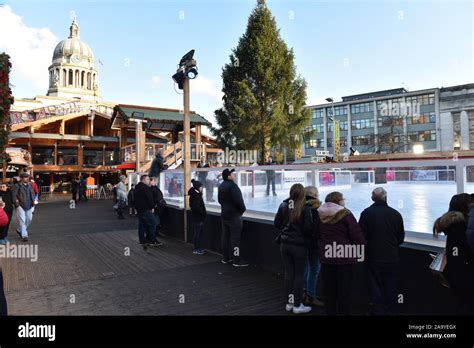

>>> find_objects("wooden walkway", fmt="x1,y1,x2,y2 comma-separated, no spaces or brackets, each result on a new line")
0,200,326,316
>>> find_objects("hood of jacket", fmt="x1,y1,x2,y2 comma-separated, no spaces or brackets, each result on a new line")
306,197,321,210
434,211,466,233
318,202,350,224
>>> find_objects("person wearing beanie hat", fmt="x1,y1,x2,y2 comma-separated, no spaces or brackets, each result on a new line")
189,179,207,255
217,168,248,267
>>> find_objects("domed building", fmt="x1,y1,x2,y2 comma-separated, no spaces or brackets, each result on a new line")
47,18,101,101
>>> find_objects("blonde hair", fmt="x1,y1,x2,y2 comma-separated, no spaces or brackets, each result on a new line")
305,186,319,199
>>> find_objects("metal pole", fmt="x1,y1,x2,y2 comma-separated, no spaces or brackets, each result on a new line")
183,78,191,244
331,101,336,155
135,121,140,173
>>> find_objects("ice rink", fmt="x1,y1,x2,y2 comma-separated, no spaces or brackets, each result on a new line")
165,182,474,234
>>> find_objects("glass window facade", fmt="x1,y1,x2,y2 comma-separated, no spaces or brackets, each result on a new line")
312,109,324,118
351,119,374,130
407,112,436,124
352,135,374,145
32,147,55,165
351,102,374,114
57,148,77,165
407,130,436,142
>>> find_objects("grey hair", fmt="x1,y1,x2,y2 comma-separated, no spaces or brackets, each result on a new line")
372,187,387,202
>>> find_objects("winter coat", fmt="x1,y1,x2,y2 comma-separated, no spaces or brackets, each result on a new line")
265,160,276,179
467,206,474,252
116,182,127,203
306,196,322,254
317,202,366,265
274,198,313,247
218,179,246,220
11,182,35,210
189,188,206,222
134,182,155,214
434,211,474,292
0,189,14,216
359,201,405,263
151,186,165,216
127,188,135,206
149,154,167,178
0,209,8,227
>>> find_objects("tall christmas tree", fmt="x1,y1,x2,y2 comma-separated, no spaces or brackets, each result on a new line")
212,0,312,162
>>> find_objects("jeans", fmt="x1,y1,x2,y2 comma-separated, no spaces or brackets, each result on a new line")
266,177,276,194
304,252,321,298
0,210,12,240
221,217,243,262
321,263,354,315
367,262,399,315
0,270,7,316
138,211,157,244
16,206,34,238
280,243,308,307
193,221,204,250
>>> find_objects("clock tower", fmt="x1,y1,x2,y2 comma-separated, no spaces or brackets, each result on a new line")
46,17,101,102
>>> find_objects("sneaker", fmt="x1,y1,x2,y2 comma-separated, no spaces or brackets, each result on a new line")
285,304,294,312
232,261,249,267
149,242,164,247
22,237,29,243
292,303,312,314
199,249,207,254
273,192,277,196
193,250,205,255
221,259,232,264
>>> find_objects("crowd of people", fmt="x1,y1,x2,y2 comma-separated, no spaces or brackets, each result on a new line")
184,162,474,316
111,150,474,316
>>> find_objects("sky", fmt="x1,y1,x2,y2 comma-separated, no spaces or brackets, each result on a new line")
1,0,473,132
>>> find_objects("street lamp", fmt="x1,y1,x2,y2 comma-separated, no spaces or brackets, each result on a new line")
130,111,146,173
172,49,198,244
326,97,336,159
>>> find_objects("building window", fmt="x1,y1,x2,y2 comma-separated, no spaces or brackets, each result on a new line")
338,137,348,147
68,70,73,86
327,106,347,117
351,118,374,130
378,117,403,127
407,130,436,142
429,94,435,105
408,112,436,124
351,102,373,114
352,135,373,145
307,140,317,148
327,138,333,147
339,121,348,131
314,124,324,133
312,109,323,118
57,148,77,165
32,147,54,165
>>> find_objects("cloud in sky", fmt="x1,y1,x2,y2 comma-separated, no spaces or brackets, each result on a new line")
150,75,161,88
0,5,57,90
191,75,224,103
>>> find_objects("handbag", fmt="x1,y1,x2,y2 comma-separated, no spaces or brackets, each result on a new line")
429,251,449,288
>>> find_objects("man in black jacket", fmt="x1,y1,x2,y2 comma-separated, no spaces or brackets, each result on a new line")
359,187,405,315
265,156,277,196
150,177,165,243
149,149,168,179
218,168,248,267
134,174,159,248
